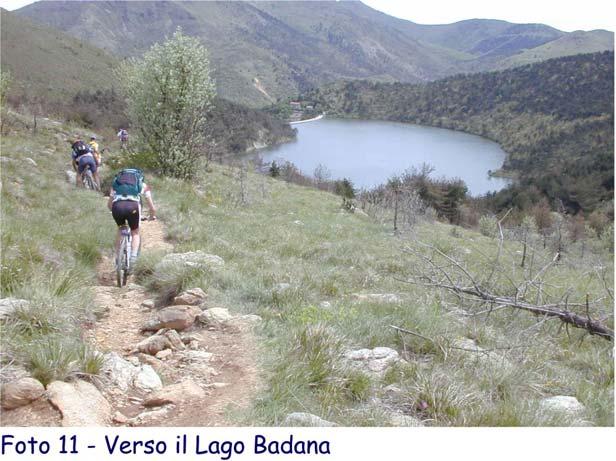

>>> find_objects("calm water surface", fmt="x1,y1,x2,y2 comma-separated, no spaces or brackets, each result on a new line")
260,118,511,196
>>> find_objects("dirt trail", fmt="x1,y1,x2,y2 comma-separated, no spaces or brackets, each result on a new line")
1,213,260,428
86,219,261,426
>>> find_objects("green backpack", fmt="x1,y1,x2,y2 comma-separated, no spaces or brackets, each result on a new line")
112,168,144,197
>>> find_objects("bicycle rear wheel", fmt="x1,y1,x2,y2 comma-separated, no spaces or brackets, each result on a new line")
83,169,95,191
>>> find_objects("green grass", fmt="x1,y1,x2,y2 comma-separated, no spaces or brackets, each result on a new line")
1,115,115,384
1,113,612,426
139,161,613,427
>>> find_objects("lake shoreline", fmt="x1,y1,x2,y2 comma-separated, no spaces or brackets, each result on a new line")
290,114,325,125
260,117,512,196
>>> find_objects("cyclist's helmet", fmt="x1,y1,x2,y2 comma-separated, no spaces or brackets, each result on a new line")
90,135,97,140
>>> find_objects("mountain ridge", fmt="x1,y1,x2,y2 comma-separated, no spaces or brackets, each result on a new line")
15,0,614,106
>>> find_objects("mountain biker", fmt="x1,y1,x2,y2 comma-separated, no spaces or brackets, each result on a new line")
88,135,102,167
117,128,128,149
71,136,100,189
107,168,157,270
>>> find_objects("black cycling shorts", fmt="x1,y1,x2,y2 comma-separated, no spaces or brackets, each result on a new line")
112,200,140,230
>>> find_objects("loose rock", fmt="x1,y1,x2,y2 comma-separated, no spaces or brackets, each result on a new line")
173,288,207,306
47,380,111,426
143,380,206,407
155,251,224,274
142,305,201,332
128,406,174,426
113,411,128,424
1,378,45,410
141,299,155,309
389,413,424,427
345,347,401,376
352,293,401,303
164,329,186,350
283,412,336,427
135,335,172,355
452,338,512,371
133,365,163,392
65,170,76,184
101,353,139,391
226,314,263,331
539,396,586,420
197,307,234,325
155,349,172,360
0,298,29,320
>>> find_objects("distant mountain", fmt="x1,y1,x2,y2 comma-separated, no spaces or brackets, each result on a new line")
0,8,118,103
16,1,614,107
0,8,294,151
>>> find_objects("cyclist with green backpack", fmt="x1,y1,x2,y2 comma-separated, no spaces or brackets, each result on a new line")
107,168,157,270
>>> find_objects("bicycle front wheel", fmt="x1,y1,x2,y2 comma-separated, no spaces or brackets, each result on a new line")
116,236,127,287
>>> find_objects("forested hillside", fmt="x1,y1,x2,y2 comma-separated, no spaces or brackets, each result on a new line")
307,51,614,214
16,1,613,107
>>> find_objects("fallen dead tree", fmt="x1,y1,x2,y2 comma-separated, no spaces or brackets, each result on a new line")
402,241,613,341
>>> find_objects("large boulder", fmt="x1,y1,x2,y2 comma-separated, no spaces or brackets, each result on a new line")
283,412,336,427
0,298,28,320
155,251,224,274
1,378,45,410
345,347,401,377
47,380,111,426
141,305,201,332
143,380,206,407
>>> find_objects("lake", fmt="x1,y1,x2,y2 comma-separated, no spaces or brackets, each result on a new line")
260,118,511,196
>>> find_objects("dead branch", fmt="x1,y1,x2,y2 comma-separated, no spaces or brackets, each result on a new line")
403,243,613,341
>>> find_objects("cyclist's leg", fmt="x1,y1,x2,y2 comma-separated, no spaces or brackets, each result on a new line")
76,157,88,188
90,159,100,188
111,201,128,261
126,202,141,265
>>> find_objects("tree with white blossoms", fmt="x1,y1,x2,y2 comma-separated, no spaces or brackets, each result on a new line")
117,28,216,179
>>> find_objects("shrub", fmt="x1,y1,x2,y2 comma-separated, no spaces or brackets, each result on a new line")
116,28,216,179
479,215,498,238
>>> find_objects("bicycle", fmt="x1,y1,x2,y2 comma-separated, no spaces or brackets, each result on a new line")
116,224,132,287
82,164,99,191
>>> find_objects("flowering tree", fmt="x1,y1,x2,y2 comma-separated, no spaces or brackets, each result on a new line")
117,29,216,179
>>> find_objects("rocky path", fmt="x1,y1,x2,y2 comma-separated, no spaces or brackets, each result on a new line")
2,219,261,427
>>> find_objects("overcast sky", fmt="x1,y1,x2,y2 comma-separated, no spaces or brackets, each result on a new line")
1,0,614,32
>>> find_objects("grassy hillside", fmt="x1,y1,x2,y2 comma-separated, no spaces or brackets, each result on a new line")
307,52,614,215
16,1,613,107
1,113,116,385
1,108,613,426
0,8,119,103
498,30,615,69
1,8,294,154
